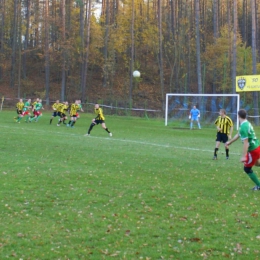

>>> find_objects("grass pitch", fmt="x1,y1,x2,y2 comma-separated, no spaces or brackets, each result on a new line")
1,111,260,259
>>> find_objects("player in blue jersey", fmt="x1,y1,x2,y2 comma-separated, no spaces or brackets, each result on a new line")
189,105,201,129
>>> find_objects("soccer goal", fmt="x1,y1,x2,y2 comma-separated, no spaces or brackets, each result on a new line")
165,93,240,130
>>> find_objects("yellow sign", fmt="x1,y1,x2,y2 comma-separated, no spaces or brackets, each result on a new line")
2,96,4,102
236,75,260,92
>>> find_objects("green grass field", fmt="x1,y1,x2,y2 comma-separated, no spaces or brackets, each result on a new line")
1,111,260,260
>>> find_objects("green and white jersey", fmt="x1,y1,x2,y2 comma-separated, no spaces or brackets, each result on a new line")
239,120,259,151
23,101,31,111
35,103,43,111
77,104,82,111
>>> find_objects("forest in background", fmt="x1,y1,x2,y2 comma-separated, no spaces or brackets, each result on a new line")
0,0,260,117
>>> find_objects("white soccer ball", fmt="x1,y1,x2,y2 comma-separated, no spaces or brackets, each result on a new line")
133,70,141,78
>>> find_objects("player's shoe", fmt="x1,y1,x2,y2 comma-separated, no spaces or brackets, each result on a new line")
252,186,260,191
212,156,217,160
66,124,70,127
57,124,60,126
226,156,229,159
84,134,90,136
109,133,112,137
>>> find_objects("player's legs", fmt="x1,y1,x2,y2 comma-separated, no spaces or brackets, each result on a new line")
244,147,260,190
67,116,74,127
190,119,193,129
213,141,220,159
101,122,112,136
35,112,42,122
50,112,56,124
85,120,97,135
17,114,23,122
71,116,77,127
196,119,201,129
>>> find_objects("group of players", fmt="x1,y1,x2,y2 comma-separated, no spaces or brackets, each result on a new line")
14,98,44,123
49,99,83,127
190,104,260,191
15,98,112,136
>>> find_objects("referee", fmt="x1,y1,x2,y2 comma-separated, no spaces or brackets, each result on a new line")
213,109,233,160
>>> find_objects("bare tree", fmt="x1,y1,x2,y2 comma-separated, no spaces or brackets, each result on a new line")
45,0,50,104
61,0,66,101
251,0,259,125
102,0,110,87
0,0,5,79
195,0,202,93
22,0,30,79
10,0,18,88
129,0,134,103
158,0,164,106
81,0,91,102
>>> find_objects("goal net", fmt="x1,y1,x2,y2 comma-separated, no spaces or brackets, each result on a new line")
165,94,240,130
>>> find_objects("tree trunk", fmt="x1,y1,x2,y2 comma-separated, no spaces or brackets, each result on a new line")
79,0,84,93
102,0,110,88
22,0,30,79
129,0,134,103
251,0,259,125
212,0,219,94
34,0,39,47
158,0,164,107
195,0,202,94
81,0,91,102
10,0,18,88
0,0,5,80
45,0,50,105
61,0,66,101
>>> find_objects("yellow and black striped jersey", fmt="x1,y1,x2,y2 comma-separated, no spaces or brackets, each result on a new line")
70,104,79,115
56,103,64,112
32,101,37,109
52,103,59,110
95,108,105,120
16,102,24,111
60,104,69,114
214,115,233,134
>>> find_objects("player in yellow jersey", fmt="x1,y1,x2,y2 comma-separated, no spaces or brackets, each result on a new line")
213,109,233,160
14,99,24,121
57,102,69,126
67,100,79,128
84,104,112,136
50,100,60,124
31,98,39,113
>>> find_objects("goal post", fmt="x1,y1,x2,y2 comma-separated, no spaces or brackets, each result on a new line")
165,93,240,130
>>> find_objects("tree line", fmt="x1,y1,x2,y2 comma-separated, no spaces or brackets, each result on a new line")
0,0,259,121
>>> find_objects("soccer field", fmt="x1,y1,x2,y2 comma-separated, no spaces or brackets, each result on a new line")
1,111,260,259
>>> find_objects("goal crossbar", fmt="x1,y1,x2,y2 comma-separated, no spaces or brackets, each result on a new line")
165,93,240,130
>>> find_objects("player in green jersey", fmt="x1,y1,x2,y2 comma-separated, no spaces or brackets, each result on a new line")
76,100,84,119
226,109,260,190
29,99,44,122
84,104,112,136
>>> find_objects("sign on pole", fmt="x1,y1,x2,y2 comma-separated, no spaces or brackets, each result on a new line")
236,75,260,92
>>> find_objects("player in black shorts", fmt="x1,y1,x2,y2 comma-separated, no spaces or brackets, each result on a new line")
213,109,233,160
84,104,112,137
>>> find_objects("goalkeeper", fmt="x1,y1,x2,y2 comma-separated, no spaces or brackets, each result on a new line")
189,105,201,129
